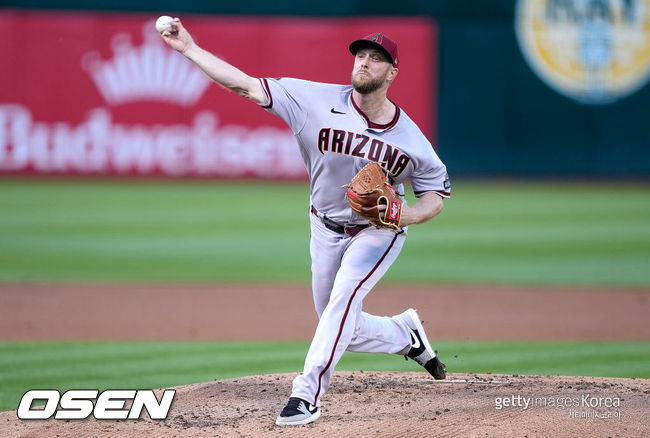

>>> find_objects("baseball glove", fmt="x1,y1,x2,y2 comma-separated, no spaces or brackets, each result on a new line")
345,161,403,230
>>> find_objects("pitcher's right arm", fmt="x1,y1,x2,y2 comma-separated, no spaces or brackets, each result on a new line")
159,18,267,105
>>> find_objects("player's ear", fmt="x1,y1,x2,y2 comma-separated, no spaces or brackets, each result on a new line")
387,67,398,83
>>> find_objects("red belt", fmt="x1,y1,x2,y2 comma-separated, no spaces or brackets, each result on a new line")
311,206,369,237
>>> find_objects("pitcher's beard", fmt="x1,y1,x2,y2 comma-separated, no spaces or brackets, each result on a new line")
351,72,385,94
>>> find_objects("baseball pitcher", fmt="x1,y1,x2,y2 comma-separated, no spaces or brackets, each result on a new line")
159,19,450,426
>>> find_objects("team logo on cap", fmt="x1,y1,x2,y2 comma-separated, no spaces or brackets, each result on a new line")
515,0,650,104
369,33,384,44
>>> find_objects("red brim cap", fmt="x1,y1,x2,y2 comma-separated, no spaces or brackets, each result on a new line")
349,33,399,68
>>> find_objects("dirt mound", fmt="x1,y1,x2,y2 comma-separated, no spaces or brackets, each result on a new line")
3,372,648,437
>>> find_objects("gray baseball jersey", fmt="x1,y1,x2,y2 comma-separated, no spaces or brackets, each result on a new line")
259,78,451,225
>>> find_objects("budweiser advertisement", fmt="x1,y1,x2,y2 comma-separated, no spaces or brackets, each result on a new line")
0,11,437,178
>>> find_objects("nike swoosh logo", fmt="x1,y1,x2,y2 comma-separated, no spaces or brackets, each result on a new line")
330,108,346,114
407,327,421,349
299,402,318,415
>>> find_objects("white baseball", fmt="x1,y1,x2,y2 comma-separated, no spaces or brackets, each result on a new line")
155,16,174,34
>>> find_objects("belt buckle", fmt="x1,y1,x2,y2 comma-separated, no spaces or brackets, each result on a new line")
344,224,363,237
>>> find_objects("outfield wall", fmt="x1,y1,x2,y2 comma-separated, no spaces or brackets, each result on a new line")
1,1,649,178
0,11,435,178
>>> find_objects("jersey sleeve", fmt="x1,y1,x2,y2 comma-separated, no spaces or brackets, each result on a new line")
258,78,309,134
410,146,451,199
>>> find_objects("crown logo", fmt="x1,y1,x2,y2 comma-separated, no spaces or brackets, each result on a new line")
82,22,211,106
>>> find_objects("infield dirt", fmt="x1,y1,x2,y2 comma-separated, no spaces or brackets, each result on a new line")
1,283,649,340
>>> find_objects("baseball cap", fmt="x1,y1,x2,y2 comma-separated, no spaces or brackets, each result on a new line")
349,33,399,68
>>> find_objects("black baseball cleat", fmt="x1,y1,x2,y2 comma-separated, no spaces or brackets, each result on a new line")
275,397,321,426
395,308,447,380
423,355,447,380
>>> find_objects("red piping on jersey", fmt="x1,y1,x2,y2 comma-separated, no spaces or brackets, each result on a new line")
313,231,403,406
260,78,273,109
351,95,401,130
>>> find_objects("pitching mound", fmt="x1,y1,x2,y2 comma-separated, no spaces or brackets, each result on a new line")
3,372,648,437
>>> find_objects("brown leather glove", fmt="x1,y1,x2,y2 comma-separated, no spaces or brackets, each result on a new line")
345,162,403,230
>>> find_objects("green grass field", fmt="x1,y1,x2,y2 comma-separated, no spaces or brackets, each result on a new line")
1,178,649,412
1,340,648,412
1,178,649,286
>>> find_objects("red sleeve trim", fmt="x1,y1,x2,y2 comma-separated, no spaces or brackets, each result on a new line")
414,189,451,198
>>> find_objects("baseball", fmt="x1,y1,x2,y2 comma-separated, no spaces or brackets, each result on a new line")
155,16,174,34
